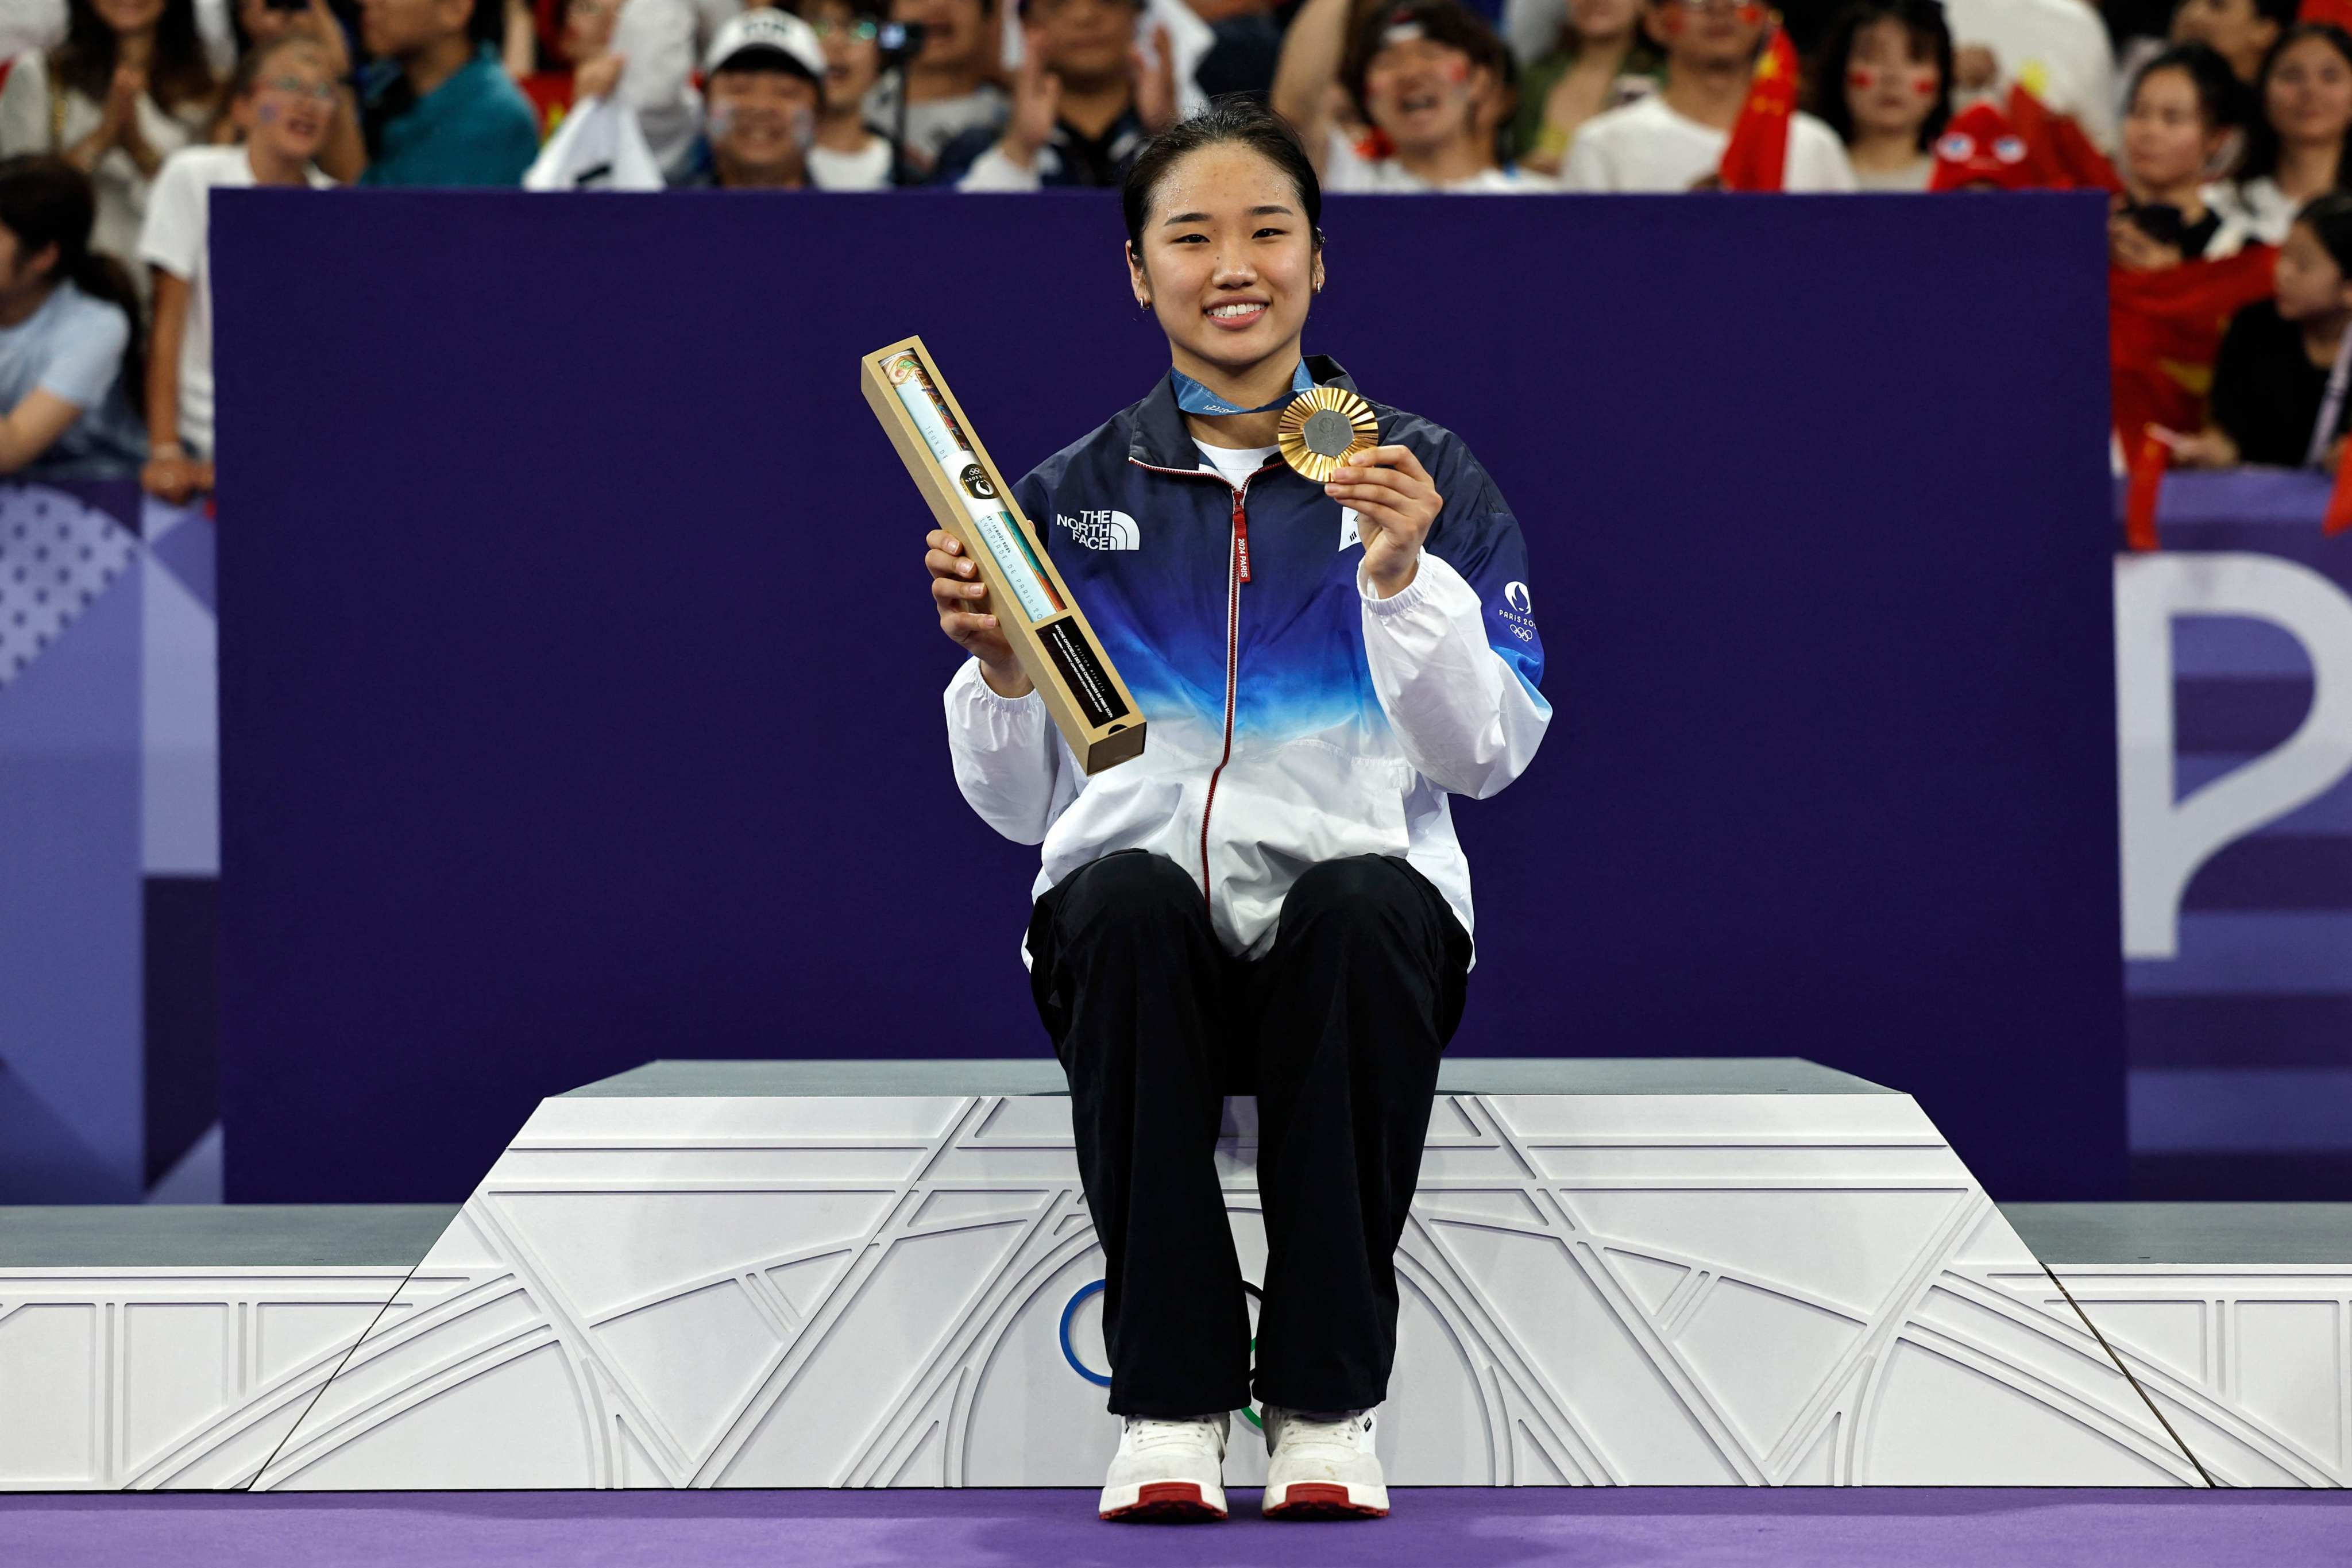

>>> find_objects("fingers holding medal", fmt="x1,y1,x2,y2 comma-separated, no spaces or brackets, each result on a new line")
1279,383,1437,593
1322,442,1441,593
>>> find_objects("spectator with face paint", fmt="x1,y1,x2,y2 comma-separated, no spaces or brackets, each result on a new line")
1274,0,1531,192
0,156,146,480
934,0,1173,190
672,7,827,187
2171,0,2291,85
2211,24,2352,245
805,0,910,188
137,32,332,502
1562,0,1856,189
2158,191,2352,467
863,0,1008,177
1513,0,1666,177
0,0,222,306
356,0,541,184
1810,0,1951,190
2111,43,2253,268
223,0,361,180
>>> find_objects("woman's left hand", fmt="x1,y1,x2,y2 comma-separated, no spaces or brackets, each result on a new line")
1327,444,1440,598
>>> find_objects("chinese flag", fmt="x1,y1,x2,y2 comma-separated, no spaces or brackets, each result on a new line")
2110,246,2276,452
2006,84,2119,192
1718,26,1799,191
2326,444,2352,534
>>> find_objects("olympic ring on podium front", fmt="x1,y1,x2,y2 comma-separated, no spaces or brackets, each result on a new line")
1059,1279,1266,1417
1059,1280,1112,1386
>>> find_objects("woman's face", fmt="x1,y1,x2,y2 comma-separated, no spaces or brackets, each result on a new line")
2124,66,2220,190
2276,218,2350,319
91,0,167,36
1128,144,1323,383
2266,35,2352,150
1567,0,1639,45
1845,17,1938,141
562,0,619,63
809,0,884,107
240,45,334,161
1362,37,1486,155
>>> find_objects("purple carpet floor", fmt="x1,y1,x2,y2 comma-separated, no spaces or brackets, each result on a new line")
5,1489,2347,1567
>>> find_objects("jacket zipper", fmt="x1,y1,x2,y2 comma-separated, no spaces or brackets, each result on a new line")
1127,454,1281,902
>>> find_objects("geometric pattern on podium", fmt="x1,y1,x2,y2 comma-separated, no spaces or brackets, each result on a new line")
2008,1204,2352,1489
0,1207,449,1489
238,1059,2206,1490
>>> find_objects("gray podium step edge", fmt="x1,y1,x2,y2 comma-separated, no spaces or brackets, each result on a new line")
560,1056,1897,1099
0,1204,459,1268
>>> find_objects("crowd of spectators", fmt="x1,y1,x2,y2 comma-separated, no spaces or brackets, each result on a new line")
0,0,2338,510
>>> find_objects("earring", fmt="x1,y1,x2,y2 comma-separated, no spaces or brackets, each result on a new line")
1139,298,1152,312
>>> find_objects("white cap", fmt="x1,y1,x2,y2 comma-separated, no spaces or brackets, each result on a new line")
702,7,828,83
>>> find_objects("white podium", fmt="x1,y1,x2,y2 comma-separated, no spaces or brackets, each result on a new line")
9,1060,2345,1491
252,1058,2199,1489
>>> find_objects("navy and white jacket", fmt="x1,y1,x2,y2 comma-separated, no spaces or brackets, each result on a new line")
945,356,1551,958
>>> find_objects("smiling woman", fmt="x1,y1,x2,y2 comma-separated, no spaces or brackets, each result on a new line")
914,98,1552,1529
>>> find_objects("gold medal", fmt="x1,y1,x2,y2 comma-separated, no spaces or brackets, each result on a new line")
1277,385,1378,483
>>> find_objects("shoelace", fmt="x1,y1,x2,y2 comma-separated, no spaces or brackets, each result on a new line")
1273,1412,1370,1458
1123,1416,1219,1453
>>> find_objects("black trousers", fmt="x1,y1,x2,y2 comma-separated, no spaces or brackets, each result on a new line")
1026,850,1472,1418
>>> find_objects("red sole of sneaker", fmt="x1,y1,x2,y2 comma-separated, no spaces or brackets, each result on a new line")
1266,1483,1387,1520
1102,1482,1226,1523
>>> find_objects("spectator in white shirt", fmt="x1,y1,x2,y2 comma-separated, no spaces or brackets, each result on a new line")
1562,0,1856,190
229,0,362,180
1810,0,1951,190
2212,22,2352,243
2172,0,2291,86
1273,0,1534,192
137,30,332,501
0,0,222,307
863,0,1009,176
1941,0,2117,148
806,0,907,187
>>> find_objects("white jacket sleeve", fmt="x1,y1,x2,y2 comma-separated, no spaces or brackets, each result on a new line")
944,656,1073,843
1359,551,1551,800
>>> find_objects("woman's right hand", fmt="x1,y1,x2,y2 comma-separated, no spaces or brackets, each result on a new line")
926,528,1032,696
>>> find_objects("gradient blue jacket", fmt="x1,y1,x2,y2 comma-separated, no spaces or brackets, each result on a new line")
944,356,1551,957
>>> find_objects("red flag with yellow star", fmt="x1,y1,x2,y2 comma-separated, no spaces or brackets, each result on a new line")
1718,23,1799,191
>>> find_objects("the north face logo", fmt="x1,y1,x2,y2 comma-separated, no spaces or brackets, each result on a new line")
1057,510,1140,550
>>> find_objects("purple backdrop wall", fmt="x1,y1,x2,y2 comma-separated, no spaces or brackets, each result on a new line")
214,190,2123,1202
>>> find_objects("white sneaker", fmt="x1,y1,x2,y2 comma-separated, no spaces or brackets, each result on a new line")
1261,1405,1389,1519
1098,1412,1230,1521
